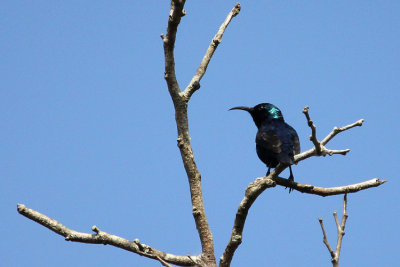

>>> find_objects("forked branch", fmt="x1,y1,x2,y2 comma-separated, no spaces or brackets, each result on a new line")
161,2,241,266
221,107,385,267
16,2,385,267
17,2,241,267
301,106,364,158
319,194,349,266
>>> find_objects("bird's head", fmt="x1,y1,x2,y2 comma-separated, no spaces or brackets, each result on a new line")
230,103,284,128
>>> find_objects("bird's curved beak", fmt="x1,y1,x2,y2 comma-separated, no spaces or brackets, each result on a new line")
229,106,253,113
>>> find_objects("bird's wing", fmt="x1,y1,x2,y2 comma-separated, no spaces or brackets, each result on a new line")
292,134,300,155
256,130,282,154
286,124,300,155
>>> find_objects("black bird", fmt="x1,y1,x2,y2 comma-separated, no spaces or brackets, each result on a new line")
230,103,300,192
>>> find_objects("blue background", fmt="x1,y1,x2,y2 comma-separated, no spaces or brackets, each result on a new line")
2,1,399,266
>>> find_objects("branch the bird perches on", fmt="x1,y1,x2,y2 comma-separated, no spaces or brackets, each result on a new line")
220,107,385,267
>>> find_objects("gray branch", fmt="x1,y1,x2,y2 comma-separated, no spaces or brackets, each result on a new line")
274,177,385,196
161,2,241,266
301,106,364,158
318,194,349,266
219,177,276,267
319,218,335,258
16,2,384,267
17,204,199,266
183,3,241,100
321,120,364,146
303,106,322,154
18,2,241,267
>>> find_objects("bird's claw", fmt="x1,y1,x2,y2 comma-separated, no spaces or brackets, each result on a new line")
286,175,294,193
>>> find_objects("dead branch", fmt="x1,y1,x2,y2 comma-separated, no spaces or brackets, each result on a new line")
17,204,198,266
274,177,386,196
16,2,384,266
183,3,241,100
319,194,349,266
17,2,241,267
300,107,364,159
221,107,384,267
161,2,241,266
303,106,322,154
219,177,276,267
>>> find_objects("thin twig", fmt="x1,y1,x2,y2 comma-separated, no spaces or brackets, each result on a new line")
303,106,322,154
157,256,174,267
335,194,348,263
318,218,335,258
318,194,349,266
17,204,197,266
183,3,241,100
321,120,364,146
301,107,364,158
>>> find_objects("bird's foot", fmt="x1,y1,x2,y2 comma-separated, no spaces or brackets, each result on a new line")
286,174,294,193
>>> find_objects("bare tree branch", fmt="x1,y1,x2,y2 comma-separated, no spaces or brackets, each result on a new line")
17,204,198,266
219,177,277,267
321,119,364,146
161,0,187,100
274,177,386,196
221,107,384,267
303,106,322,154
161,2,241,266
17,3,241,267
219,174,385,266
300,107,364,158
16,2,383,266
318,218,335,258
336,194,349,264
318,194,349,266
183,3,241,100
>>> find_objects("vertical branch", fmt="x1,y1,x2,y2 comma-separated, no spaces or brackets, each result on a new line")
161,2,241,266
318,218,336,259
162,1,215,265
335,194,348,263
161,0,186,100
318,194,349,266
302,106,322,154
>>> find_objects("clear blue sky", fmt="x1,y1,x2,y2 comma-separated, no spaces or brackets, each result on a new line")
2,1,399,266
